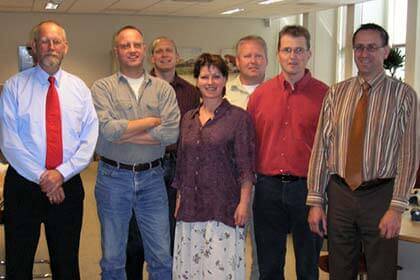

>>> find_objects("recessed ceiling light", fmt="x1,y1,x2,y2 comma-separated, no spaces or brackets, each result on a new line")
221,8,244,15
45,0,63,10
258,0,286,5
45,2,59,10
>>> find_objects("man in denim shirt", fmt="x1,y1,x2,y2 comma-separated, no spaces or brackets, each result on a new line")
91,26,180,280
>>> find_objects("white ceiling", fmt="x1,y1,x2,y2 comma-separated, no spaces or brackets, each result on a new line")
0,0,369,19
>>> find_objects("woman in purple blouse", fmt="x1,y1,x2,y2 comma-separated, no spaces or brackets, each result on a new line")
172,53,256,279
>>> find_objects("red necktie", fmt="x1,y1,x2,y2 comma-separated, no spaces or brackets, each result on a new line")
45,76,63,169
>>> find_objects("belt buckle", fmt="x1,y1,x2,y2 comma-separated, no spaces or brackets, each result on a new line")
282,174,291,182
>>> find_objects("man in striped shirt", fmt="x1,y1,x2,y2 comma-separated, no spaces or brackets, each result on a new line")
307,23,419,280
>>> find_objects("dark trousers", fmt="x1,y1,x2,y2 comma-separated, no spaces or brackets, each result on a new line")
253,175,322,280
4,166,84,280
327,176,398,280
125,153,176,280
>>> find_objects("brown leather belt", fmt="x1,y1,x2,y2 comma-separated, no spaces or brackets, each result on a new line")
100,156,161,172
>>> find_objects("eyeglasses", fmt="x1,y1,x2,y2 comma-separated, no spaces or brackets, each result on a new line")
279,47,307,55
353,44,385,53
38,37,65,47
117,42,145,50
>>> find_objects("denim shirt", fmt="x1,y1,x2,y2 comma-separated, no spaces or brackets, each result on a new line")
91,71,180,164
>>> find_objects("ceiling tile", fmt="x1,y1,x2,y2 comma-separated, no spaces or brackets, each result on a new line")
137,1,195,15
106,0,160,11
67,0,116,13
0,0,373,18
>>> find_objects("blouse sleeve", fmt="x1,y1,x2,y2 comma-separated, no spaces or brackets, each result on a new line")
171,112,188,190
233,111,256,186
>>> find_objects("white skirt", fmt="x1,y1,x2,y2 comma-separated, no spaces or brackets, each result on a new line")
173,220,246,280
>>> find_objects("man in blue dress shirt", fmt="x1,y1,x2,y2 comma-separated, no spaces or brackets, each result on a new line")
0,20,98,279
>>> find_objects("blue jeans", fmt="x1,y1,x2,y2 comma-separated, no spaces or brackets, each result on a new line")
95,160,172,280
253,175,323,280
125,152,177,279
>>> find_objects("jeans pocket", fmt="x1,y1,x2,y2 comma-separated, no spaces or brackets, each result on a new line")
98,161,117,177
150,165,164,178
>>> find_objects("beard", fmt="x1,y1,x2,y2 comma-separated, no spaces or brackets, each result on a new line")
40,54,62,69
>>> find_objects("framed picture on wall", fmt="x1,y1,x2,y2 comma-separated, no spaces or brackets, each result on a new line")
176,47,202,76
17,45,34,72
220,48,239,74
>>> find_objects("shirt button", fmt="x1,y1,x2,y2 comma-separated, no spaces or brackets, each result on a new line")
280,169,284,173
281,153,285,157
196,156,199,160
195,171,199,175
282,137,286,141
194,186,198,191
284,122,288,126
196,140,200,144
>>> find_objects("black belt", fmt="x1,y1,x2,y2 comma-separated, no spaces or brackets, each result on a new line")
100,157,161,172
332,174,393,191
163,150,177,160
273,174,307,182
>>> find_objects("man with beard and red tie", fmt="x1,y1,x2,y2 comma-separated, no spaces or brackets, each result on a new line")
0,20,98,279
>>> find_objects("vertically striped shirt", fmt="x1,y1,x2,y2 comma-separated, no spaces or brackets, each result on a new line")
306,71,419,212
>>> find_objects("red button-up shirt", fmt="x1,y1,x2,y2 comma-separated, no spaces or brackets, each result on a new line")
247,70,328,177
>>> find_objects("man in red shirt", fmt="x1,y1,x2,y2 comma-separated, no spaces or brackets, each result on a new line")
247,25,328,280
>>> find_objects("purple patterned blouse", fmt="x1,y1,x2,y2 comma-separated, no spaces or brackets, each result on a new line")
172,99,256,228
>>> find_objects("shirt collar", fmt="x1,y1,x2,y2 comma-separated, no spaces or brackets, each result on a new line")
278,69,312,91
190,99,231,119
117,70,152,87
228,75,258,95
357,71,386,90
35,65,63,87
150,68,183,88
171,73,184,88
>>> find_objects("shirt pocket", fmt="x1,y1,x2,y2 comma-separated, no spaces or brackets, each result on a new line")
141,93,160,117
115,100,134,119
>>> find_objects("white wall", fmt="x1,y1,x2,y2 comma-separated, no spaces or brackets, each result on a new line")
0,12,283,86
405,0,420,94
306,8,338,85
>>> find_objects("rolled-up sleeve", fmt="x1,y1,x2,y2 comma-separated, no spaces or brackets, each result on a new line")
91,80,128,142
149,84,180,146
